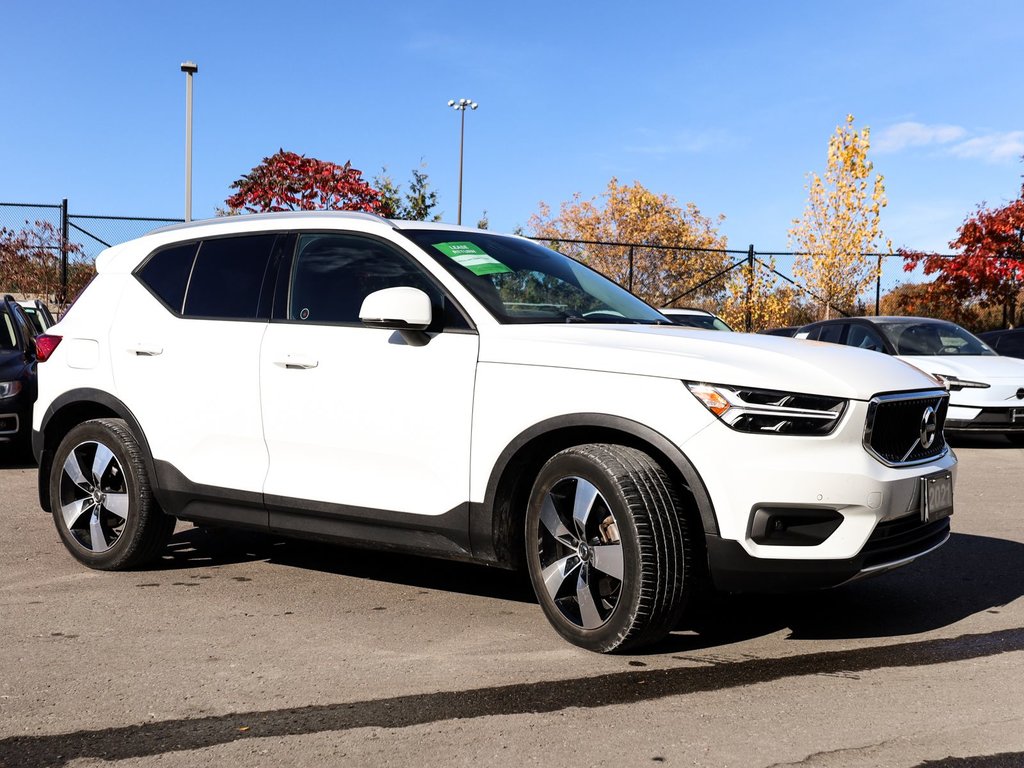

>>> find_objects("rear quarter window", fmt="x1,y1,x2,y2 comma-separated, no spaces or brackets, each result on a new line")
136,242,200,313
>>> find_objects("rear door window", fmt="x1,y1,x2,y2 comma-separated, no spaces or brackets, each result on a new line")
183,235,277,320
816,324,846,344
846,325,886,352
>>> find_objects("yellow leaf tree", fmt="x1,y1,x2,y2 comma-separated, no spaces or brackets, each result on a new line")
719,256,794,332
789,115,890,319
528,178,729,308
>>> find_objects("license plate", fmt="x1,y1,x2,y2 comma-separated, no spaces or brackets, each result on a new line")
920,471,954,523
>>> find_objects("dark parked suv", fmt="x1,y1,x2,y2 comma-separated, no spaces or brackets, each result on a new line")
0,296,39,455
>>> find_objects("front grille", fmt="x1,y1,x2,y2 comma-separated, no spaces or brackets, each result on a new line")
861,514,950,569
863,390,949,466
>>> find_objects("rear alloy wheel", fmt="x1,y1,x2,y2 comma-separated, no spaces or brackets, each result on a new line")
50,418,175,570
525,443,693,653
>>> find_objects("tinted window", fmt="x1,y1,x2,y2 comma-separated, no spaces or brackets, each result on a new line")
183,235,276,320
816,324,845,344
996,334,1024,358
877,321,995,356
288,234,446,326
846,325,886,352
137,242,199,313
0,309,17,350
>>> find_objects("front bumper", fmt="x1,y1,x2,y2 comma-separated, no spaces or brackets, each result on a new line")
0,402,31,444
705,514,950,592
946,404,1024,434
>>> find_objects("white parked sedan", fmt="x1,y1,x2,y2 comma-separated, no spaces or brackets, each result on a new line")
798,316,1024,444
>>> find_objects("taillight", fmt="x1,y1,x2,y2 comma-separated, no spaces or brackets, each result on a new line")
35,334,63,362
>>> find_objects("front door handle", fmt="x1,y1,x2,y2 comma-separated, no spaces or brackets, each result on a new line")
273,354,319,370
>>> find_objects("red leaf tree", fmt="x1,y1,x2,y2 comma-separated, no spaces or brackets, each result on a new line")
224,150,385,214
901,194,1024,327
0,220,91,307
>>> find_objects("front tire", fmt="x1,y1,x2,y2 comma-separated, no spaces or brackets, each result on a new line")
50,418,175,570
525,444,693,653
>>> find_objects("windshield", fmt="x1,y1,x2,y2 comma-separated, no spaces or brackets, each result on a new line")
877,320,996,356
400,230,669,325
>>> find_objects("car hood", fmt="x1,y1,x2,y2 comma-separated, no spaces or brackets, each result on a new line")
478,324,939,400
897,354,1024,382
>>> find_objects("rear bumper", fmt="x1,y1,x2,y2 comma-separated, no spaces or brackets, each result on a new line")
705,514,951,593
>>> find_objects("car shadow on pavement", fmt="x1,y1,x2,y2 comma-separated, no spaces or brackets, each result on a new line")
659,532,1024,653
157,525,537,603
159,525,1022,651
0,449,35,468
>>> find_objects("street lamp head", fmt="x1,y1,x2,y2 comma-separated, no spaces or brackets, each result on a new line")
448,98,480,112
180,61,198,74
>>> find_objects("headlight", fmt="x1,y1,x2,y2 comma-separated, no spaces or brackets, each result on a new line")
0,380,23,399
686,382,847,436
931,373,990,391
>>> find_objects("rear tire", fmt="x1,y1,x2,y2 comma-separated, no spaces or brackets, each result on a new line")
525,443,694,653
50,418,175,570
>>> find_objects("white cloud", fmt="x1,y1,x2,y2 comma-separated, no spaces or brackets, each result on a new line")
874,122,967,153
948,131,1024,163
874,121,1024,164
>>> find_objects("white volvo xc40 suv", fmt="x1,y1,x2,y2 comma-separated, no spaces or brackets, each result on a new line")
33,212,956,652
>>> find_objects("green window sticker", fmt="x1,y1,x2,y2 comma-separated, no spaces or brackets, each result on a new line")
433,241,512,276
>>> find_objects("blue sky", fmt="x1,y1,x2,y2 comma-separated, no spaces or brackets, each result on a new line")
3,0,1023,258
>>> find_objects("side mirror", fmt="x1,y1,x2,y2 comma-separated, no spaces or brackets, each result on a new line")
359,287,433,345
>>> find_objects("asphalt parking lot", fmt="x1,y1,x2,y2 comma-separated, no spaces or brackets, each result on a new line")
1,435,1022,768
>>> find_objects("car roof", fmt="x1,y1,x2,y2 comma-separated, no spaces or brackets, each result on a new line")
978,328,1021,337
147,211,486,237
804,315,953,326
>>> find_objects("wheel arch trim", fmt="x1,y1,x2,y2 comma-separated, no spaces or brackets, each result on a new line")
471,413,719,566
35,389,155,513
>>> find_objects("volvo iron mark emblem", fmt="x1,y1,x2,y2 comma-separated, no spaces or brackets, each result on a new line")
920,406,938,449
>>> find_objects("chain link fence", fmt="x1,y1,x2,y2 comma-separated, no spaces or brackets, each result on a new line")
529,236,940,328
1,200,183,308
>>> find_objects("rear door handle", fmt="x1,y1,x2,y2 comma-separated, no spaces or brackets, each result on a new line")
273,354,319,370
127,344,163,356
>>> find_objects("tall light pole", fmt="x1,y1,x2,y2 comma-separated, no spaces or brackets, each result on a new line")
180,61,198,222
447,98,478,225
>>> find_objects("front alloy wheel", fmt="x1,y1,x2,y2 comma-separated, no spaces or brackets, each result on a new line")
526,443,693,653
536,476,624,631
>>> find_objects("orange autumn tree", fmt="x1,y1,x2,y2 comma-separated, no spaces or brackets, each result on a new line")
528,178,729,308
790,115,890,319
